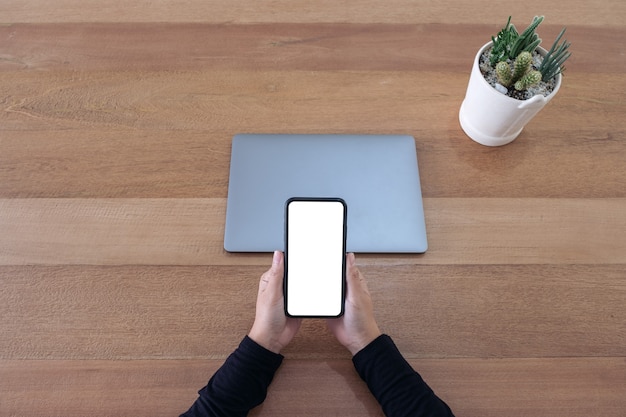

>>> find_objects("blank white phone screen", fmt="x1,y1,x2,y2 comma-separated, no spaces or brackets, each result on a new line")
286,200,346,317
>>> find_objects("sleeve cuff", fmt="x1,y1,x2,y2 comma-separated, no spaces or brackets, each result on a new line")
240,335,284,368
352,334,396,364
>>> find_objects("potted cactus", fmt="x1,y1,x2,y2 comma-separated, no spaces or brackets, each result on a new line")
459,16,571,146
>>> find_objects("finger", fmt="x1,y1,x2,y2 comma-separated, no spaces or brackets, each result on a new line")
344,253,355,296
258,251,282,293
258,271,270,294
265,250,284,292
346,252,356,277
346,253,370,296
273,250,284,268
346,253,361,286
347,252,355,264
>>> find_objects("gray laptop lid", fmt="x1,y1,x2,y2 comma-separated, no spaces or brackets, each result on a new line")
224,134,427,253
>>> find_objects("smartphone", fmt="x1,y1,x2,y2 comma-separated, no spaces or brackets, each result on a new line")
284,197,347,318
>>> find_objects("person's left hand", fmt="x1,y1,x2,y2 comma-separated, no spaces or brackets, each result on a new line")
248,251,301,354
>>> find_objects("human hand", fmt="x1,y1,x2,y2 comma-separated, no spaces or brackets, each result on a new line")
248,251,302,354
327,253,381,355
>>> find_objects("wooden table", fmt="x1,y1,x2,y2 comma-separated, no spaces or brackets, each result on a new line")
1,2,624,416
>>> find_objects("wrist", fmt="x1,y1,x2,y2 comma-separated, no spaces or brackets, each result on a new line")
346,328,382,356
248,327,283,354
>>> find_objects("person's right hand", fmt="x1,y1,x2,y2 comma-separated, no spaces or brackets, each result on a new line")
327,253,382,355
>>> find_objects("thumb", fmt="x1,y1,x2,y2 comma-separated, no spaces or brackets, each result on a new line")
346,253,369,297
267,250,284,291
272,250,283,268
258,251,283,294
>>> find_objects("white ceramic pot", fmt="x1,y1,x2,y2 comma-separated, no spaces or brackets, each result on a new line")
459,42,562,146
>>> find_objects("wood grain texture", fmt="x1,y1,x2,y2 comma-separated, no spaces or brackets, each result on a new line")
1,1,624,25
1,265,624,360
1,71,624,198
1,24,623,72
1,24,624,201
0,3,624,417
1,358,624,417
1,198,624,266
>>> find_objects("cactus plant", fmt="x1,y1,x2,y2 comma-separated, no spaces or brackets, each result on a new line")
490,16,543,67
460,15,572,145
514,70,542,91
488,16,571,94
539,27,571,82
495,51,542,91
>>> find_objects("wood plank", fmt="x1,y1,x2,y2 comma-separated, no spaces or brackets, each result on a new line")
0,265,260,360
0,131,232,199
0,198,228,266
1,264,623,359
0,359,217,417
0,358,624,417
1,117,625,199
424,198,626,265
1,1,623,25
0,24,622,72
1,198,624,266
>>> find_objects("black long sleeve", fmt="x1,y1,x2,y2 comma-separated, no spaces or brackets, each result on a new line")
181,334,453,417
180,336,283,417
353,334,455,417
